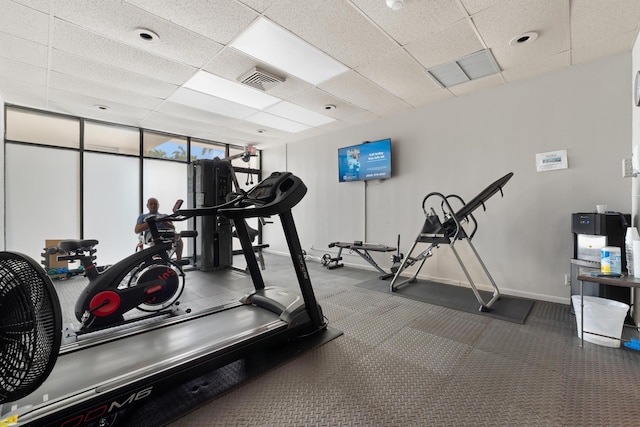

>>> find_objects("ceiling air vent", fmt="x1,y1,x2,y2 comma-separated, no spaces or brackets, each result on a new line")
238,67,285,91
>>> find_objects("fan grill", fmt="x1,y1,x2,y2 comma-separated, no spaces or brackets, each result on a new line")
0,252,61,403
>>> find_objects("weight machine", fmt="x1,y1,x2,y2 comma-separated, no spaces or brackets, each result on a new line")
190,146,267,272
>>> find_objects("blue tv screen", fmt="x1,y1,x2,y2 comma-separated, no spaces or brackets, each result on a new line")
338,138,392,182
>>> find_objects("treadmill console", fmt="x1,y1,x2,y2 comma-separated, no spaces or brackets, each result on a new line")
221,172,307,219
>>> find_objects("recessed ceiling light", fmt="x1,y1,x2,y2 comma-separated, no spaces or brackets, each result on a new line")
509,32,538,47
230,17,348,85
257,129,267,134
93,104,109,111
134,28,160,43
323,104,336,111
386,0,403,10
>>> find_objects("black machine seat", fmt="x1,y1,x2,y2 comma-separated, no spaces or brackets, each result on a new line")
417,214,453,244
58,239,99,252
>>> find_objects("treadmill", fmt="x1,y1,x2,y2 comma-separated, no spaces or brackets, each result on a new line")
0,171,326,427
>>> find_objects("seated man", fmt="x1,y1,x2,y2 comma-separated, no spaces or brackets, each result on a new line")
135,197,183,260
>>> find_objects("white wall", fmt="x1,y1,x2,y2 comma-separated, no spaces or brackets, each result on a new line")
631,32,640,322
264,53,632,304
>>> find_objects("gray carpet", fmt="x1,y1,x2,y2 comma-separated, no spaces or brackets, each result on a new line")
357,277,534,324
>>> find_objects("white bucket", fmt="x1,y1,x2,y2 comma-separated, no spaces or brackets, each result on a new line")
572,295,629,347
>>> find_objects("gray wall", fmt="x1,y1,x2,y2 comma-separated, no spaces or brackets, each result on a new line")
263,53,633,304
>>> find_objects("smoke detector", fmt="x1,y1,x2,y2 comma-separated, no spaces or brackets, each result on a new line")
238,67,285,91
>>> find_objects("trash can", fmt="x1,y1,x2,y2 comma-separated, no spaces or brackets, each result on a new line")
572,295,629,348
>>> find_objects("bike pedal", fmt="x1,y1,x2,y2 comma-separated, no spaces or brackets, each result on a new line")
175,259,190,266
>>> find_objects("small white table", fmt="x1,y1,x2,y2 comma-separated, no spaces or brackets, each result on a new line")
576,271,639,347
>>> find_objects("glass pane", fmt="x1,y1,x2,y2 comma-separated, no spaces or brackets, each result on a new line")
190,139,225,161
5,144,80,261
142,159,190,258
85,121,140,155
6,107,80,148
229,144,260,169
143,130,187,161
84,153,140,266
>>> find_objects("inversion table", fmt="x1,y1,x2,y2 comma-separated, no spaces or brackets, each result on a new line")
389,172,514,312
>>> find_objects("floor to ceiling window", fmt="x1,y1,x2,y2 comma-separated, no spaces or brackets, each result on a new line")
3,105,261,265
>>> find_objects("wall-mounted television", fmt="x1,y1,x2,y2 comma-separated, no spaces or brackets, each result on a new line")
338,138,392,182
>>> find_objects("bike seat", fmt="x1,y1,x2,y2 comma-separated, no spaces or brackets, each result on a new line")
58,239,99,252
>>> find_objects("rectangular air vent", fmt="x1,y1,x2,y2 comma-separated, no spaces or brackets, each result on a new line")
426,49,500,88
238,67,285,91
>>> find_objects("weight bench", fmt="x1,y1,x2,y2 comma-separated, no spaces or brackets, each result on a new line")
322,238,402,280
389,172,513,312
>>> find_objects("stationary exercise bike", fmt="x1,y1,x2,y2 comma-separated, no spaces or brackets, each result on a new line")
57,213,196,332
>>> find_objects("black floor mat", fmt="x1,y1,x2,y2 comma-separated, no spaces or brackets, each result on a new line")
358,278,534,324
116,327,343,427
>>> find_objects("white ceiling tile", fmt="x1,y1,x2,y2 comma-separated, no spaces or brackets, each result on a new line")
0,0,49,44
46,88,152,120
237,0,277,13
341,110,380,125
124,0,258,44
319,71,408,115
571,31,636,65
140,114,229,143
244,111,311,133
52,19,197,85
48,72,164,110
371,98,412,117
317,119,351,133
265,101,334,127
46,103,146,129
571,0,640,48
0,58,47,86
356,48,441,103
404,88,455,108
405,19,485,69
167,87,257,119
155,101,239,127
473,0,569,70
201,47,313,100
183,70,280,109
230,17,349,85
280,88,367,121
352,0,468,45
447,72,504,97
501,51,570,83
53,0,223,69
0,32,49,68
222,119,294,141
51,50,178,99
10,0,50,13
0,76,47,107
264,0,398,68
141,111,227,136
459,0,504,15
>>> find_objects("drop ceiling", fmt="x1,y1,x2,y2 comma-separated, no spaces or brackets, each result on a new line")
1,0,639,149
